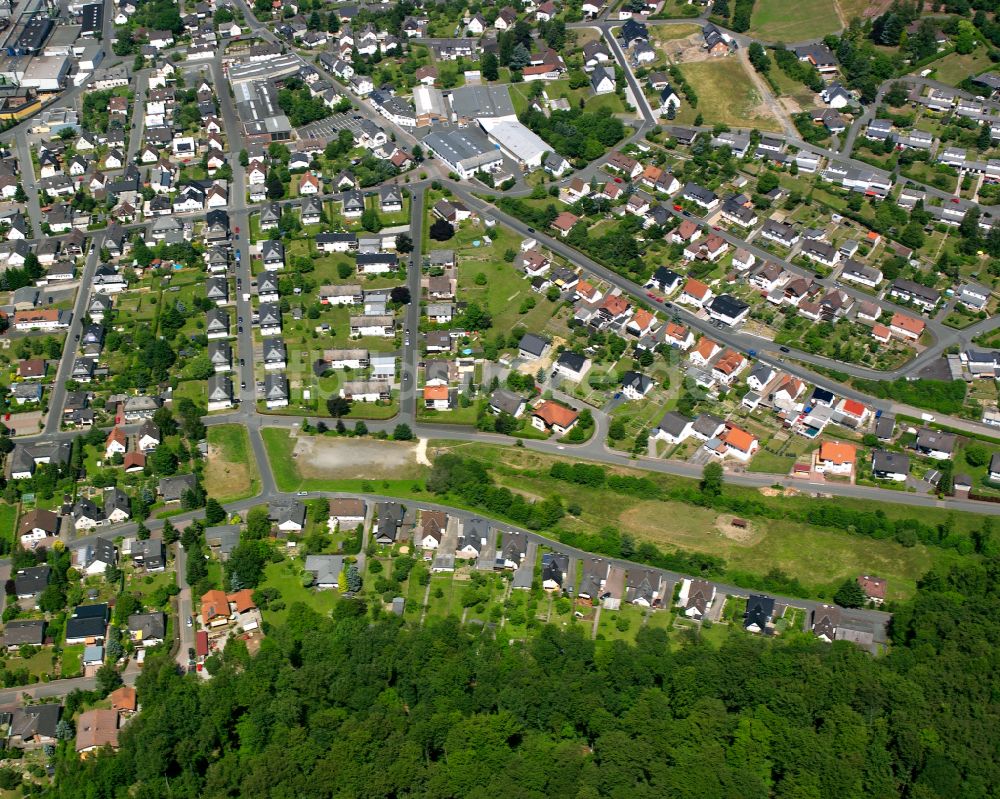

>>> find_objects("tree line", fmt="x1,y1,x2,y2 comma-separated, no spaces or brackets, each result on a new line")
48,551,1000,798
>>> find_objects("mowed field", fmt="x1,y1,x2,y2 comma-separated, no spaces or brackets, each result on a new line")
924,48,997,86
615,501,949,601
675,59,782,131
205,425,260,504
431,442,977,602
749,0,842,42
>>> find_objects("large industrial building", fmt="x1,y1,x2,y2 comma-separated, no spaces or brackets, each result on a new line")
424,127,503,179
233,79,292,142
448,84,515,122
477,117,550,170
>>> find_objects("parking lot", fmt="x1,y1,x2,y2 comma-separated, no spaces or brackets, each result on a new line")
297,112,370,142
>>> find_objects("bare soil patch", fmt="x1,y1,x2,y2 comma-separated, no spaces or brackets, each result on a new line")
759,486,800,498
291,435,422,479
204,443,253,502
714,515,763,545
516,335,565,375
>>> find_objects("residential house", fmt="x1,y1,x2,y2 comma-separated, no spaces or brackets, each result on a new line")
872,450,909,481
532,401,579,435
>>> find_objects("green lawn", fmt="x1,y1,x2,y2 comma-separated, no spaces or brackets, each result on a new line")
749,0,842,41
452,226,560,337
205,425,261,504
61,644,84,678
4,647,59,680
425,573,459,621
595,603,647,644
747,449,797,474
258,558,343,625
922,48,995,87
0,503,17,548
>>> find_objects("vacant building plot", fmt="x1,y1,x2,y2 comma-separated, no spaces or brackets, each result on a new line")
205,425,260,503
291,435,424,480
749,0,843,42
674,59,782,131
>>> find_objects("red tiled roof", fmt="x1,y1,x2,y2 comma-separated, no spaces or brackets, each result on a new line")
533,401,579,428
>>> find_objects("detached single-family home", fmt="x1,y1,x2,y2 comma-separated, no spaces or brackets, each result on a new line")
532,401,579,435
872,450,909,481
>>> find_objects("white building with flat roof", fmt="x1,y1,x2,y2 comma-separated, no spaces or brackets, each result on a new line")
20,56,70,91
477,117,550,170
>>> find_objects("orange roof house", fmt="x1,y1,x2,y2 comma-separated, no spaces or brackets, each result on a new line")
712,348,745,378
641,164,662,184
691,337,721,363
818,441,857,466
109,686,137,713
682,277,710,301
201,590,231,622
665,322,688,340
576,279,598,300
551,211,579,233
840,399,866,418
227,589,257,614
423,384,449,401
600,294,630,317
871,323,891,342
532,401,579,431
629,308,655,333
105,427,126,449
723,426,757,456
890,312,925,339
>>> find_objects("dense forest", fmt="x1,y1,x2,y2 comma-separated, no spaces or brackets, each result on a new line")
48,554,1000,798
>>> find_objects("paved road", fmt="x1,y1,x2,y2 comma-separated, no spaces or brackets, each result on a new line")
42,232,105,434
174,540,194,668
15,130,41,232
400,186,424,413
125,69,150,164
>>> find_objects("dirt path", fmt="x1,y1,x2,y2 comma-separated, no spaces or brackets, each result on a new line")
419,580,432,625
832,0,848,30
415,438,431,466
738,49,797,138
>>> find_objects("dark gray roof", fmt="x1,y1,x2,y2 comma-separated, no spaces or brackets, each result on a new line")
10,704,60,741
745,594,775,631
269,499,305,527
14,564,50,596
657,411,691,437
914,427,956,455
490,388,524,416
158,473,197,501
128,611,166,640
556,350,587,372
872,449,909,475
3,619,46,647
518,332,550,356
692,413,724,437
